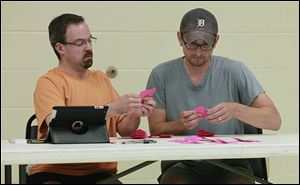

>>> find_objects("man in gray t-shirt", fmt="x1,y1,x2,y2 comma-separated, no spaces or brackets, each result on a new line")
146,8,281,184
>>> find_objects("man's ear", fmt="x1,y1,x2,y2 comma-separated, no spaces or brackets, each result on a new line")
213,35,220,49
177,32,184,47
55,43,64,56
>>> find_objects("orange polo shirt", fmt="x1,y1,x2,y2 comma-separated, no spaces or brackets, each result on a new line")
30,67,125,176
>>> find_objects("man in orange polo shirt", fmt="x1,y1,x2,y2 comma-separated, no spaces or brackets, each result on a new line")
28,13,156,184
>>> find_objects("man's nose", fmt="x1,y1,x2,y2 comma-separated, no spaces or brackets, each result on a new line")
85,41,92,50
194,46,203,56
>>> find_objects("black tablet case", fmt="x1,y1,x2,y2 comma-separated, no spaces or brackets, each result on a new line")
46,106,110,144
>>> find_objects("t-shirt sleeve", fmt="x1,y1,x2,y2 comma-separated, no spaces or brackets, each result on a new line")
34,76,65,139
236,63,265,106
146,69,166,109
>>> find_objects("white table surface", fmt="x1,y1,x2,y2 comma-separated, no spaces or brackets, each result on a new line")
1,134,299,165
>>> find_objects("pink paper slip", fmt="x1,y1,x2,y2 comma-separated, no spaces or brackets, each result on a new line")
139,87,157,100
149,134,173,138
194,106,208,117
159,134,173,138
233,137,260,142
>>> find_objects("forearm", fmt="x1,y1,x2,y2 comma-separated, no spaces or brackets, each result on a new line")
117,115,141,137
233,103,281,130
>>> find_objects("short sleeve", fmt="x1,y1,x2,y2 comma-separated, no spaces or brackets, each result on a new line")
236,63,265,105
34,76,65,138
146,69,166,109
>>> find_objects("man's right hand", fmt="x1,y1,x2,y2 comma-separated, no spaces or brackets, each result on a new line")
107,94,142,117
179,110,201,130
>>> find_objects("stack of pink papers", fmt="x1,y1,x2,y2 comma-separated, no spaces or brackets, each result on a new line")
169,136,260,144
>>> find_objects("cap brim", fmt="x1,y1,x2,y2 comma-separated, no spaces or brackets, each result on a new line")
183,31,215,45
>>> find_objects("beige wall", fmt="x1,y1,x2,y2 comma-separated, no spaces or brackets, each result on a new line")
1,1,299,184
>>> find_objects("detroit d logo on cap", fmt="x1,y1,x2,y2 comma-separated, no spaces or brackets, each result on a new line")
197,19,205,27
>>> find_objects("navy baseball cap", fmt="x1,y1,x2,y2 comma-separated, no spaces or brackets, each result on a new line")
180,8,218,45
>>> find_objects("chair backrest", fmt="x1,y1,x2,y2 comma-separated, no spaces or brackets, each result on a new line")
26,114,37,139
21,114,38,184
243,123,268,181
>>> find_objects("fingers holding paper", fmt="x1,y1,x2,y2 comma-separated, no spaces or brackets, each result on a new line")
180,111,202,130
141,97,156,116
108,87,157,118
206,103,235,124
129,96,156,117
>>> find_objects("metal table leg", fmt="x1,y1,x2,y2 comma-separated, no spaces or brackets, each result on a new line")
5,165,12,184
97,161,157,184
19,164,27,184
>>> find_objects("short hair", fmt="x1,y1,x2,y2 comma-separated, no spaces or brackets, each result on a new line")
48,13,84,59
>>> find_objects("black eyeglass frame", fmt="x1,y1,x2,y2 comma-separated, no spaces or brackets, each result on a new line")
62,35,97,47
180,32,217,51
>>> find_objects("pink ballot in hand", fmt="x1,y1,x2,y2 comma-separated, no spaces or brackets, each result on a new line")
194,106,208,117
139,87,157,101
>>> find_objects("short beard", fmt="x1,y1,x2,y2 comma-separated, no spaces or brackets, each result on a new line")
82,59,93,69
82,51,93,69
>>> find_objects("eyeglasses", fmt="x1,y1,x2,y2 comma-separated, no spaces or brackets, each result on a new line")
181,33,215,51
63,35,97,47
184,42,214,51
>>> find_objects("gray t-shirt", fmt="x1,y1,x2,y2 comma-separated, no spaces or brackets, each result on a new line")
146,55,265,135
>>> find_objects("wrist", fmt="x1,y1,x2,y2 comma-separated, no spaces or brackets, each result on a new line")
127,113,141,121
106,102,119,118
176,119,187,133
232,102,241,119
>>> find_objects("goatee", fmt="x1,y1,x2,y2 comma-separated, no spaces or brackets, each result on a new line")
82,59,93,69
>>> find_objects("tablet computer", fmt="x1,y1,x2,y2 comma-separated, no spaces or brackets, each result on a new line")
47,105,110,144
